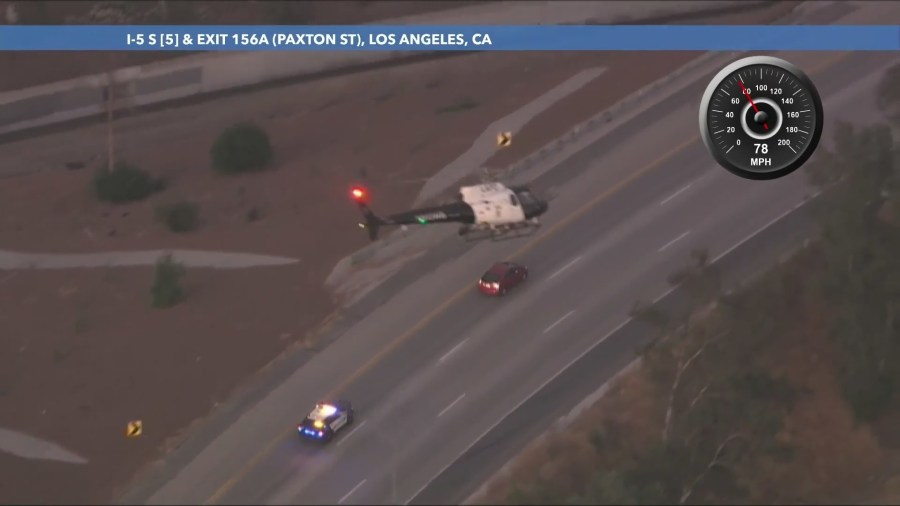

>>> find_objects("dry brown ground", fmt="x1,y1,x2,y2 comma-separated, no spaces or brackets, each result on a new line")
0,3,798,504
0,0,483,92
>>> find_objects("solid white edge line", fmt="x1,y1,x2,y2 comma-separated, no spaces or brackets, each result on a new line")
657,230,691,252
438,338,469,364
659,182,694,205
542,309,576,334
405,190,823,505
404,317,630,505
336,420,367,447
548,255,583,280
437,393,467,418
338,479,367,505
710,194,815,265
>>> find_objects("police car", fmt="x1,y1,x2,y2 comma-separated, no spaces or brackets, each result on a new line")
298,401,354,442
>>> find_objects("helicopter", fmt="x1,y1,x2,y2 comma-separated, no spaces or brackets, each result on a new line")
350,182,548,242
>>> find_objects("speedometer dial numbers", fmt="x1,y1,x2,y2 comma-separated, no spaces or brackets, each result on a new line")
699,56,824,180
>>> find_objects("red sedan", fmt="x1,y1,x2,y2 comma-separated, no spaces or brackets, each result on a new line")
478,261,528,296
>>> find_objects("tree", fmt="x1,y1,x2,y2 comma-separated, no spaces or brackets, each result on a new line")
92,162,165,204
622,441,692,504
679,433,747,505
629,299,674,333
569,471,639,505
661,329,727,444
805,122,900,420
155,200,200,233
151,254,186,308
507,482,563,506
634,250,800,503
210,123,274,174
501,127,900,502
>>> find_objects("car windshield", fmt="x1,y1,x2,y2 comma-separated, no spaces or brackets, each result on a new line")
482,266,507,282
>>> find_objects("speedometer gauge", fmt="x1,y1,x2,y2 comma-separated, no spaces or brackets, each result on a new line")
699,55,824,180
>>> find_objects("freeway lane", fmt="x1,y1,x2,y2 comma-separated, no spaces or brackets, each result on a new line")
217,50,900,505
221,119,713,504
142,52,728,505
412,200,822,505
409,54,900,504
136,13,890,506
266,136,811,506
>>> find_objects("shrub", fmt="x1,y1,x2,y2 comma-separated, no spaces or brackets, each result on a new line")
210,123,273,174
92,162,165,204
151,254,186,308
155,200,200,233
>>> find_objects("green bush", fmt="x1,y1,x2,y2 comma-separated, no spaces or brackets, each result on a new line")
155,200,200,233
151,254,186,308
92,162,165,204
210,123,274,174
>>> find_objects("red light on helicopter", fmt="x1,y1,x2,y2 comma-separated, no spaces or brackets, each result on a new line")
350,185,369,204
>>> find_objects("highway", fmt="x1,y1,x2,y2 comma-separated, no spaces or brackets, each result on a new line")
180,49,897,506
123,3,900,502
258,145,806,506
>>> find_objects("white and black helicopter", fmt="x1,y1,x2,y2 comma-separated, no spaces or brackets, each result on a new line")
350,182,549,242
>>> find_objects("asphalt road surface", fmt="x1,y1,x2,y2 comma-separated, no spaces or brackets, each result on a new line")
128,4,899,500
168,50,896,506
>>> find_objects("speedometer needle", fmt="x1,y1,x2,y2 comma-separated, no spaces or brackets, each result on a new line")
738,80,769,131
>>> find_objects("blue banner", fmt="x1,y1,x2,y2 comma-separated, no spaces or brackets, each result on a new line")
0,25,898,51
